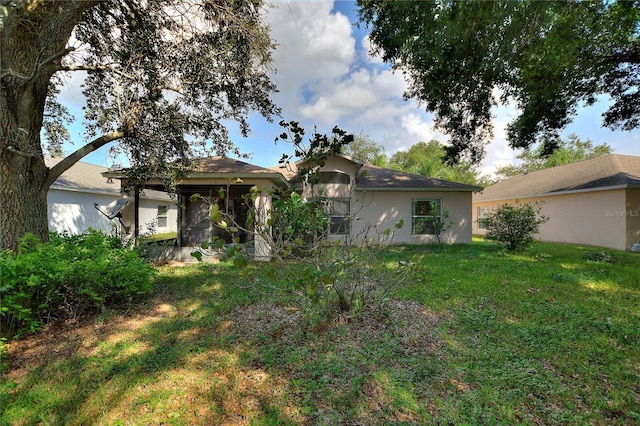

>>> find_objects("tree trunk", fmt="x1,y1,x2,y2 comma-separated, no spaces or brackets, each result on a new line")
0,1,98,251
0,154,50,250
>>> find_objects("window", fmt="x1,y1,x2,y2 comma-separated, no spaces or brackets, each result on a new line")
328,198,351,235
412,199,442,235
310,197,351,235
477,206,490,229
157,205,168,228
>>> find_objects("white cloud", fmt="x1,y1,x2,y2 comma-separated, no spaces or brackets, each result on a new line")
360,35,384,65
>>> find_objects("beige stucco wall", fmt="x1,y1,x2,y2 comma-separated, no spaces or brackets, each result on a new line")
473,189,633,250
626,188,640,249
352,190,473,245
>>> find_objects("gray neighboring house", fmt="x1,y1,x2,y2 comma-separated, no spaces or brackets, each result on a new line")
473,154,640,251
46,157,177,236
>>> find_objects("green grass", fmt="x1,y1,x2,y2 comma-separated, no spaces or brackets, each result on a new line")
1,240,639,425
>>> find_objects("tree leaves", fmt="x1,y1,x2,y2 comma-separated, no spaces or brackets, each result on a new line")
357,0,640,162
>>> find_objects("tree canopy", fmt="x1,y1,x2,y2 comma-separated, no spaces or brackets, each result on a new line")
357,0,640,163
0,0,279,250
388,140,483,186
493,134,613,181
341,131,386,166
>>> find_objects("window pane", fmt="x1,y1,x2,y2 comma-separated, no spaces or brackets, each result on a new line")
412,217,436,235
157,217,168,228
157,205,168,217
414,199,440,216
330,217,350,235
331,199,350,215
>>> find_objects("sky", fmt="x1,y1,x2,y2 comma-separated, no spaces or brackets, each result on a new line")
64,0,640,177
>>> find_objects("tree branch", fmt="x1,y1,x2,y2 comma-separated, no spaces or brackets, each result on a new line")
59,64,137,80
0,47,76,81
46,130,125,187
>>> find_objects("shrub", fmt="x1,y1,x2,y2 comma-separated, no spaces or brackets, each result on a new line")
483,201,549,251
0,230,155,336
269,190,328,258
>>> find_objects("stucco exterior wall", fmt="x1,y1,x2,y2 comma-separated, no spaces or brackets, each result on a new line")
121,194,178,236
48,189,177,236
626,188,640,249
295,156,474,245
48,189,120,234
473,189,630,250
352,190,473,245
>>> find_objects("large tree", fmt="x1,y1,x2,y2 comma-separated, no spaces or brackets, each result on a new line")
341,131,386,166
388,140,482,186
0,0,278,250
357,0,640,163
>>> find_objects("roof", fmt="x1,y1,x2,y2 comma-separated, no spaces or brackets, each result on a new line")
357,164,481,192
193,156,288,181
103,156,291,188
475,154,640,202
285,153,481,192
46,157,121,196
46,157,171,200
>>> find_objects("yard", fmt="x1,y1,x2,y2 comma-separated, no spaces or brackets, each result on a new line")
1,239,639,425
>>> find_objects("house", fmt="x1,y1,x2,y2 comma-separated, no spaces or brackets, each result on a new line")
291,154,481,245
472,154,640,251
104,154,480,260
104,156,290,259
46,157,177,237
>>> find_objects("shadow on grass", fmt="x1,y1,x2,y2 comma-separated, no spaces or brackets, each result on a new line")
1,263,302,424
3,244,639,424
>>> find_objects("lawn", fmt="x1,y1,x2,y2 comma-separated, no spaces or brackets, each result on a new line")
1,239,639,425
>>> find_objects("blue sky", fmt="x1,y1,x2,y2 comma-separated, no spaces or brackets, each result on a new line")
62,0,640,177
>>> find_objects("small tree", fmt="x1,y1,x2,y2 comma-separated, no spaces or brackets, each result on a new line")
483,201,548,251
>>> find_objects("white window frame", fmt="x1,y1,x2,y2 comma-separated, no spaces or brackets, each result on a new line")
310,197,351,235
157,205,169,228
411,198,442,235
477,206,490,230
327,197,351,235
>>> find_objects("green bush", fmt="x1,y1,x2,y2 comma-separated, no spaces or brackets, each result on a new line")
269,190,328,258
483,201,549,251
0,230,155,336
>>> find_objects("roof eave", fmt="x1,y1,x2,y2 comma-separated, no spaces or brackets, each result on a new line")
356,186,481,192
474,183,638,202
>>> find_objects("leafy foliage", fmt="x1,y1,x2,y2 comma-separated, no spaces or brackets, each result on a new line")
483,202,549,250
0,0,279,250
388,140,483,185
341,131,387,165
357,0,640,162
269,191,328,258
0,230,155,336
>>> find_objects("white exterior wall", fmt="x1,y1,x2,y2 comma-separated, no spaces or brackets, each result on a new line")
48,189,121,234
473,189,631,250
47,188,177,236
124,193,179,236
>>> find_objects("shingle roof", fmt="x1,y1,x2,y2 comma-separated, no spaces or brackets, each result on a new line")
357,164,481,192
283,154,481,192
191,156,291,186
475,154,640,202
195,156,282,175
46,157,121,195
47,157,172,200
